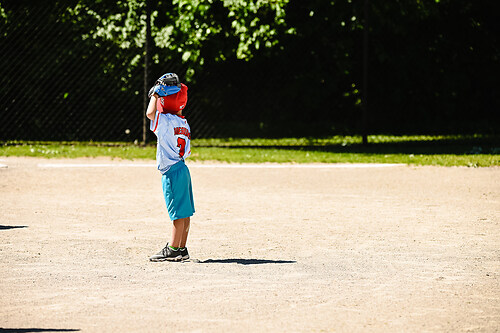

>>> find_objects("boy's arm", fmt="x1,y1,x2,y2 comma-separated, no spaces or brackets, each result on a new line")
146,94,158,120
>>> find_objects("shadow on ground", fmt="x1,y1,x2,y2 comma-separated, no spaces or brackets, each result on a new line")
200,259,296,265
205,137,500,155
0,329,80,333
0,225,28,230
198,135,500,155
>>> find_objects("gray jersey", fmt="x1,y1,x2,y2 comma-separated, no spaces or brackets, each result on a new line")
150,111,191,174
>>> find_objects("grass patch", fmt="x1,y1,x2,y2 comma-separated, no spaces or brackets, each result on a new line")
0,141,154,159
1,135,498,167
194,134,491,147
191,148,498,167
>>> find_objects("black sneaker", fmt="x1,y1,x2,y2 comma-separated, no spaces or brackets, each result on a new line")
149,243,182,262
180,247,190,261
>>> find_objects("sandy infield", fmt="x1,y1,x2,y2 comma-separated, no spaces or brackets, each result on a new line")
0,157,499,332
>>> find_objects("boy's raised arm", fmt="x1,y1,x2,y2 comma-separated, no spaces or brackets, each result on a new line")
146,94,158,120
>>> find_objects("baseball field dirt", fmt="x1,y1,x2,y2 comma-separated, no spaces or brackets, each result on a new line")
1,157,499,332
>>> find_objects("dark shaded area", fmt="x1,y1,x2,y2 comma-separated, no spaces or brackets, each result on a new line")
0,225,28,230
201,259,296,265
0,1,145,141
0,329,80,333
2,134,496,156
196,136,499,155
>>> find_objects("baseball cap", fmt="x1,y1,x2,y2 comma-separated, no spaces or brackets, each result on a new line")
157,83,188,114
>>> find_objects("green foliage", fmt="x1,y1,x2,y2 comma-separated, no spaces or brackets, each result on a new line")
156,0,291,64
68,0,147,49
64,0,291,79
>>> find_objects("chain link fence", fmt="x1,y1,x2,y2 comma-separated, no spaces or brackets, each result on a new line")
0,1,223,142
0,1,362,144
3,2,496,144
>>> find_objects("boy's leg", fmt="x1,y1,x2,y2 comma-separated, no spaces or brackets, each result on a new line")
171,217,190,248
180,217,190,248
171,218,184,248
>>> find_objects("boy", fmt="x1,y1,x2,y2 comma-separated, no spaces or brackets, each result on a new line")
146,73,195,262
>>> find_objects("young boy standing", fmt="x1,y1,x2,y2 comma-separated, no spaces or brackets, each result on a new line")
146,73,195,262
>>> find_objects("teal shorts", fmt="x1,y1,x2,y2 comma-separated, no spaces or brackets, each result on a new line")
161,160,195,221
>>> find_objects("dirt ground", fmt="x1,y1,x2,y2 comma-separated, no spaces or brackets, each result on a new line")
0,157,499,332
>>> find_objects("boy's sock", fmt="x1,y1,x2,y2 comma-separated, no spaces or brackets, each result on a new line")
168,245,179,251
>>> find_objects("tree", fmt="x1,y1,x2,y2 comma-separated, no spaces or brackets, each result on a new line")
66,0,292,80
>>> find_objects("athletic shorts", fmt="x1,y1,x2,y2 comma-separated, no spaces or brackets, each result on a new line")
161,160,195,221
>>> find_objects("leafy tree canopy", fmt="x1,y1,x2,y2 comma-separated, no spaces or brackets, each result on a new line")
65,0,292,78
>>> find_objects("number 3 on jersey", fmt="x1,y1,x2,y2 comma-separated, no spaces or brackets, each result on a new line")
177,137,186,158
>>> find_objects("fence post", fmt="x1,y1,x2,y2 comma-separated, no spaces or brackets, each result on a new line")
142,0,152,145
362,0,369,145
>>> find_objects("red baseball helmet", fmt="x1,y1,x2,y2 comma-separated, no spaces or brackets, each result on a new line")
157,83,188,114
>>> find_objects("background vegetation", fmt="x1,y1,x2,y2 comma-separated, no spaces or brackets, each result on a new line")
0,0,498,143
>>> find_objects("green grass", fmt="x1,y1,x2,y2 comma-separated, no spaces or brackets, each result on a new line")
0,142,154,159
1,135,499,167
191,147,498,167
193,134,491,147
